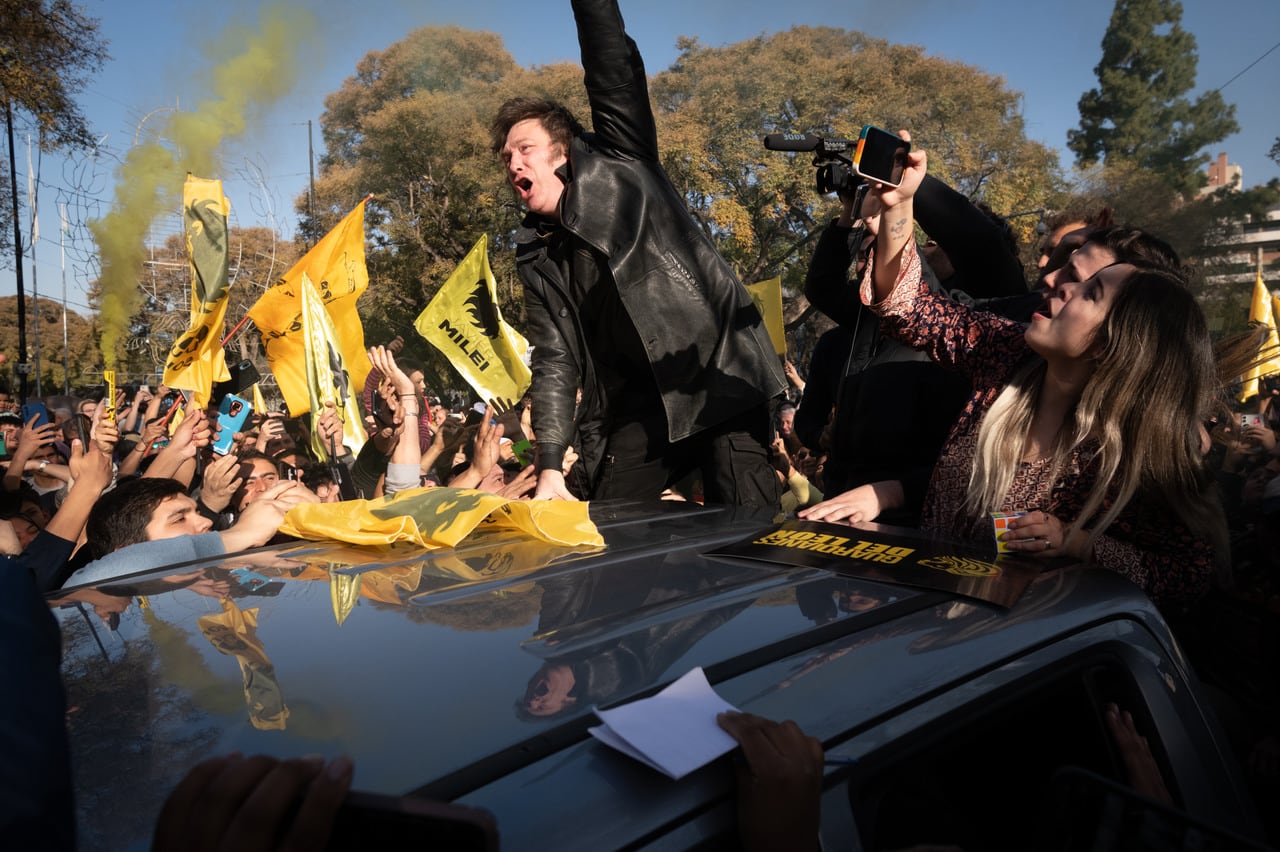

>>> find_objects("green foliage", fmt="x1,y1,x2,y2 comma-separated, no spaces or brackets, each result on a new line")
0,294,101,392
1067,0,1237,197
0,0,108,150
0,0,108,267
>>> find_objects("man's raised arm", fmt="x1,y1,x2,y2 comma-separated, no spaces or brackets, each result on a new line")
572,0,658,161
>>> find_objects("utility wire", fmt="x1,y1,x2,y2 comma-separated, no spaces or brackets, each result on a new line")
1209,39,1280,95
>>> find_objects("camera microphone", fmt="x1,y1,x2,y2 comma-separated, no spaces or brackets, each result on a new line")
762,132,821,152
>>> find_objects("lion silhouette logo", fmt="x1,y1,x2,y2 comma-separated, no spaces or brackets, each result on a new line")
464,279,502,339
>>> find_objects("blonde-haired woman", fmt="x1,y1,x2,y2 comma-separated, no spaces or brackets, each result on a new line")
803,131,1225,606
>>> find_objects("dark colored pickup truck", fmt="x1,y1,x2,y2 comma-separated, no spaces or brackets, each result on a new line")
51,500,1267,850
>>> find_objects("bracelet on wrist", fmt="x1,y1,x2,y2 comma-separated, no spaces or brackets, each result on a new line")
402,408,421,418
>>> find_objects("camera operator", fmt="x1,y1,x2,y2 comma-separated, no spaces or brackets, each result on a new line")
795,188,972,524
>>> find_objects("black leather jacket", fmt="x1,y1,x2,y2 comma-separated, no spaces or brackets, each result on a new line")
516,0,786,493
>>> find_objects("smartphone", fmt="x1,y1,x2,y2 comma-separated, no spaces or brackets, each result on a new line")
103,369,117,422
21,401,49,429
1240,413,1263,429
371,392,395,426
212,394,252,455
211,359,261,406
852,125,910,188
75,414,92,448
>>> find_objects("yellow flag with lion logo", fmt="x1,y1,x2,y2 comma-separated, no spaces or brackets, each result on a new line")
414,236,531,407
162,175,233,407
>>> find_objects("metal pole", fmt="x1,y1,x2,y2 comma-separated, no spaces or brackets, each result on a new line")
60,202,69,394
26,135,41,397
307,119,316,250
4,101,29,403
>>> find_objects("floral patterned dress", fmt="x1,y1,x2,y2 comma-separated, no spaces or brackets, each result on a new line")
862,243,1214,605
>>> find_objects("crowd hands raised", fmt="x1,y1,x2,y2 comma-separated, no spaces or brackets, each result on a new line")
0,335,576,595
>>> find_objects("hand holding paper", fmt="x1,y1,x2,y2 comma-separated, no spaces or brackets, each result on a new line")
588,668,739,780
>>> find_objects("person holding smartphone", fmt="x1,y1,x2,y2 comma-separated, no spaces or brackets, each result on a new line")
819,130,1225,607
491,0,785,506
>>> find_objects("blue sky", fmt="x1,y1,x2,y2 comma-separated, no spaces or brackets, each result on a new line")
5,0,1279,315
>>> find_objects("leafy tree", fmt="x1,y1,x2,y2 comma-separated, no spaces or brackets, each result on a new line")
0,294,100,393
0,0,109,265
1067,0,1237,197
1050,160,1280,335
651,27,1060,349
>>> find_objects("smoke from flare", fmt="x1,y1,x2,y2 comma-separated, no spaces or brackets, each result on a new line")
91,3,317,367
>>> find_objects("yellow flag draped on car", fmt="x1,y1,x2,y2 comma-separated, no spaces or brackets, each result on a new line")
301,272,367,458
248,199,371,416
744,276,785,356
162,175,233,407
279,485,603,550
414,235,531,407
1236,268,1280,402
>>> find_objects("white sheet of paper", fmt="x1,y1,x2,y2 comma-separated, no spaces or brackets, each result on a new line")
589,667,739,780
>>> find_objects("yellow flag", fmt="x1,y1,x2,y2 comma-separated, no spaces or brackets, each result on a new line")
745,277,786,356
248,200,370,416
1236,269,1280,402
329,565,361,627
279,485,603,550
197,599,289,731
252,383,267,415
162,176,233,407
414,236,531,407
301,272,367,458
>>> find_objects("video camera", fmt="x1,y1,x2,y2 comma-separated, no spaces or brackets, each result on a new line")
762,132,863,196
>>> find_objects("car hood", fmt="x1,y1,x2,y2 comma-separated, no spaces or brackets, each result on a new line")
51,499,1159,849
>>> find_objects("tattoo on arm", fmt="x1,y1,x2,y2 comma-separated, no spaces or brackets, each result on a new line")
889,216,909,238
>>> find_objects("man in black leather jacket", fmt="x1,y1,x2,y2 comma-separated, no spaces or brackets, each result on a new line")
490,0,786,506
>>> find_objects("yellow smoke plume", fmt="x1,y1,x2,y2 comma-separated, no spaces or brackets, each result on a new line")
91,3,318,367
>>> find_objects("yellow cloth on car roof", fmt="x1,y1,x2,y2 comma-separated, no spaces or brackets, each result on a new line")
279,486,603,550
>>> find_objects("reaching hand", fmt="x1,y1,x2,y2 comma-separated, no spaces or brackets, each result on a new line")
316,403,344,457
799,483,885,525
221,481,316,553
1104,703,1172,806
497,464,537,500
152,753,353,852
169,407,212,458
68,437,114,495
90,404,120,456
201,451,246,513
533,468,577,501
717,711,823,852
368,345,415,396
15,414,59,462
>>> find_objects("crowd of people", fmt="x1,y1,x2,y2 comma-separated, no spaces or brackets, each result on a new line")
4,0,1280,846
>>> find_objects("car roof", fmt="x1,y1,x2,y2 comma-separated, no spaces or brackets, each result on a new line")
52,499,1176,849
